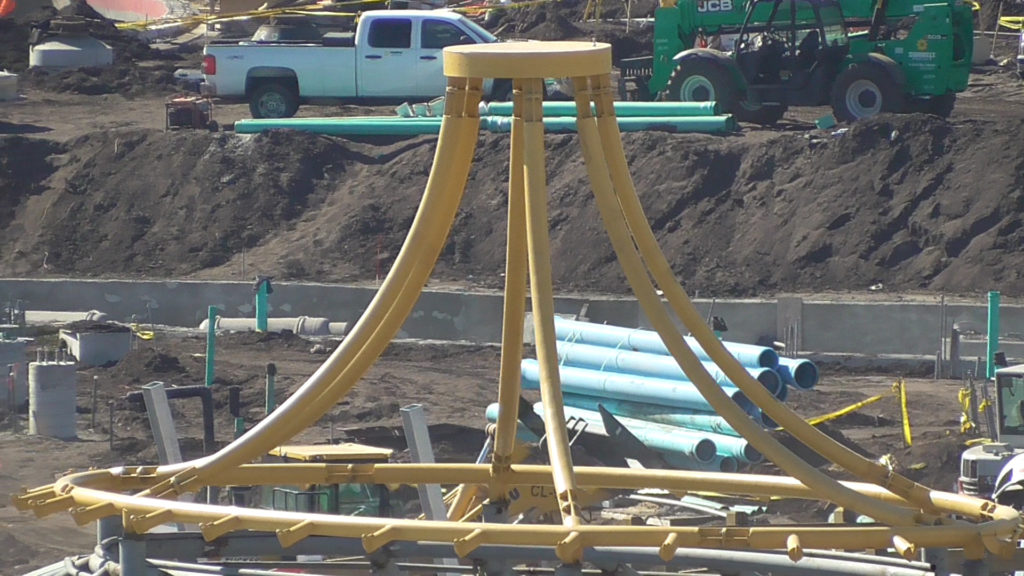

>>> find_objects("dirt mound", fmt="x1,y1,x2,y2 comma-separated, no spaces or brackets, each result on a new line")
106,345,196,388
3,114,1024,297
218,330,314,351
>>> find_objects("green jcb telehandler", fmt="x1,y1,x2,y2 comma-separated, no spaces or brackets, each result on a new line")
619,0,973,123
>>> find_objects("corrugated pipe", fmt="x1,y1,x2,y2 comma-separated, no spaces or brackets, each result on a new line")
480,100,721,117
198,316,348,336
125,385,215,454
555,340,782,397
520,358,756,415
553,316,779,369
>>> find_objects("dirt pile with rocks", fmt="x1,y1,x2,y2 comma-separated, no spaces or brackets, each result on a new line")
1,113,1023,297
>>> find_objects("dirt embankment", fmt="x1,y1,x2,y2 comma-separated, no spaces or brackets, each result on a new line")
1,113,1023,297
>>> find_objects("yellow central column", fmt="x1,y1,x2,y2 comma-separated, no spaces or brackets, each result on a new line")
444,43,612,540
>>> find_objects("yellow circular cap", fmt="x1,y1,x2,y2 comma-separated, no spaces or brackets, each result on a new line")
444,41,612,79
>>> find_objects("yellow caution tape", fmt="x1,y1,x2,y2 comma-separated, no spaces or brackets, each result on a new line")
966,0,980,11
130,323,155,340
896,378,912,447
999,16,1024,30
958,386,976,434
116,0,381,30
802,390,894,428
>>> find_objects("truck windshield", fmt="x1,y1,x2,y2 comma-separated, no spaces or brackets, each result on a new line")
998,373,1024,437
460,17,498,43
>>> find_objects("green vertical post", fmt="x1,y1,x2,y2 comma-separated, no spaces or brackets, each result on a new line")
205,306,219,387
265,362,277,414
987,291,1000,379
256,280,269,332
234,417,245,439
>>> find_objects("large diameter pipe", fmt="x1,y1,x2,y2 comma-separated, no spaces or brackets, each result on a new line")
521,359,756,415
483,403,542,444
554,317,779,369
777,357,819,390
561,393,742,436
199,316,348,337
526,402,718,464
555,340,782,396
662,452,739,473
481,100,720,117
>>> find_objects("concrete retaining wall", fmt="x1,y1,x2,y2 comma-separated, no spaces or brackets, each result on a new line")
1,279,1020,362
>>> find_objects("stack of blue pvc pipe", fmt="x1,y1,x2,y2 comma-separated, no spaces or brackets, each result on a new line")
500,317,819,473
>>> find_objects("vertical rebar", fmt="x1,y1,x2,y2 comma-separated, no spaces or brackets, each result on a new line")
91,375,98,430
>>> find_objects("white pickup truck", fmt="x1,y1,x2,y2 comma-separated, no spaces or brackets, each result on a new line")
201,10,510,118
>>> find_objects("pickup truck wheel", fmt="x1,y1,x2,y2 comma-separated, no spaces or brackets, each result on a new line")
249,83,299,119
663,59,738,111
831,64,904,122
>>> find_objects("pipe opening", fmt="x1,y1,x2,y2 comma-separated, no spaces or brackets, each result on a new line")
693,438,717,463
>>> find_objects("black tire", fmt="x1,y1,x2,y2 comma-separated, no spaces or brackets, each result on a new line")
733,100,787,125
830,63,905,122
249,82,299,119
663,58,738,112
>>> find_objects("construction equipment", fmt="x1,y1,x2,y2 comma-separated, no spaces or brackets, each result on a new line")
235,443,398,517
165,94,217,131
958,364,1024,498
619,0,972,123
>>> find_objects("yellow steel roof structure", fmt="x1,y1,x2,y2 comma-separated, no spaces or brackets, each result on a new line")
13,40,1024,573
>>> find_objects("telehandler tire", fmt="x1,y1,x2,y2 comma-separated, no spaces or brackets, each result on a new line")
664,59,738,111
831,63,904,122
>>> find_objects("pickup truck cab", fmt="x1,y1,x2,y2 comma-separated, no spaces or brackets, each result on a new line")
201,10,507,118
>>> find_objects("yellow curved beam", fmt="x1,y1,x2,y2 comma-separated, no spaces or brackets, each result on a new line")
490,77,530,500
570,76,918,527
19,465,1017,559
585,72,995,523
521,75,582,532
140,78,485,498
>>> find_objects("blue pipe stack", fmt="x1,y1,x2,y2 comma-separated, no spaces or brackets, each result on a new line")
504,318,819,472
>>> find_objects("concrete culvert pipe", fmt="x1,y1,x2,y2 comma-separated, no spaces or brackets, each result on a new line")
198,316,348,336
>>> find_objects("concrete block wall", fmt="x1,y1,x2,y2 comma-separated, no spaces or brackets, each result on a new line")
0,279,1019,363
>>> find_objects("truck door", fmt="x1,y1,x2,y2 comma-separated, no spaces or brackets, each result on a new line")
358,17,418,98
415,19,476,97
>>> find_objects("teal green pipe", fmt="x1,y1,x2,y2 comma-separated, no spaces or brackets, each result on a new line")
553,404,718,463
560,393,742,437
481,101,720,117
205,305,218,387
255,281,269,332
484,115,736,134
662,452,739,473
988,291,1001,379
234,115,737,136
483,403,543,444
